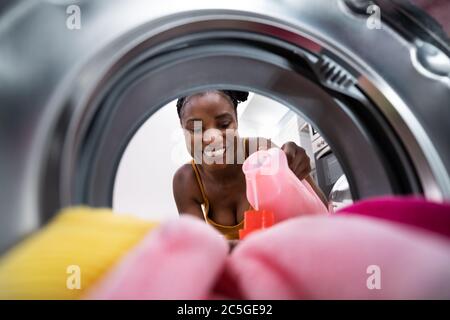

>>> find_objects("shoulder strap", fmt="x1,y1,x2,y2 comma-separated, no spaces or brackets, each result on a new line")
242,138,253,211
190,160,210,212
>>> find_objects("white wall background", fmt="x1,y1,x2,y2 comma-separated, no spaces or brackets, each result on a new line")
113,93,312,221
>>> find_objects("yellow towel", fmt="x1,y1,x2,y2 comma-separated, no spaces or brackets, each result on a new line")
0,207,157,300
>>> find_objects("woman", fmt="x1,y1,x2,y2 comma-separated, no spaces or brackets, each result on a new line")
173,90,327,240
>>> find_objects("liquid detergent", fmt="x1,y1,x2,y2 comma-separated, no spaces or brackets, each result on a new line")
242,148,328,223
239,209,275,240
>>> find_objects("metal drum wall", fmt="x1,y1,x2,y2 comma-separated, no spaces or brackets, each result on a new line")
0,0,449,252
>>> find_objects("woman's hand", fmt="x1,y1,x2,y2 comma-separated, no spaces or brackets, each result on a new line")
281,141,311,180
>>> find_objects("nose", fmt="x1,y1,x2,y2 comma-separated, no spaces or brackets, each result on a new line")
202,128,223,145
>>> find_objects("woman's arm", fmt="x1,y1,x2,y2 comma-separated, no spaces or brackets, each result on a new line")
305,175,329,208
172,165,205,220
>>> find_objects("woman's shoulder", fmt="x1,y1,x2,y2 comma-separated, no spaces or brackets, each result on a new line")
173,162,195,187
172,162,203,201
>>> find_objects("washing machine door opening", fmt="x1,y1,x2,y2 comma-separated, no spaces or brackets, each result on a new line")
47,32,424,220
2,0,449,253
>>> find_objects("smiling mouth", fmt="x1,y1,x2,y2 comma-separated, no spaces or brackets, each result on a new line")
203,147,226,158
203,142,231,158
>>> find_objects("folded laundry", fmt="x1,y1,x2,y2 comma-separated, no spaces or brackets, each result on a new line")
86,216,228,300
0,197,449,300
87,198,450,299
227,213,450,299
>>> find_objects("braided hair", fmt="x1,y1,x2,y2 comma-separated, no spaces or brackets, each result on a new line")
176,90,249,118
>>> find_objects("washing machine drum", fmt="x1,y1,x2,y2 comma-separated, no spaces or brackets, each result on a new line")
0,0,449,252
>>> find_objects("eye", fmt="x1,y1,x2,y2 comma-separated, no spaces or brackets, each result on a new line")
185,126,203,134
219,122,231,129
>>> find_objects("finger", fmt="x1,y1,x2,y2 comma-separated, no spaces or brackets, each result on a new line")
290,152,311,179
281,143,296,164
297,163,311,180
281,142,296,153
289,153,302,173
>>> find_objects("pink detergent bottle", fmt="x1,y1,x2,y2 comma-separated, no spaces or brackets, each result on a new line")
242,148,328,223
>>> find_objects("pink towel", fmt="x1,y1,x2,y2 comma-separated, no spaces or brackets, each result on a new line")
227,214,450,299
86,216,228,300
87,198,450,299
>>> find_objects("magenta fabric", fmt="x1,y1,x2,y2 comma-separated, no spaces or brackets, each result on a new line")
337,196,450,239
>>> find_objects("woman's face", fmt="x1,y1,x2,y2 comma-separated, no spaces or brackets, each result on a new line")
180,91,239,167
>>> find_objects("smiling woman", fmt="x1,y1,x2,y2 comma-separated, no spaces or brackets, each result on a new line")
176,90,248,165
112,91,330,239
172,90,327,239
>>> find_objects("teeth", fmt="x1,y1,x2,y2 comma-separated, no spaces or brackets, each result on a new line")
204,148,225,158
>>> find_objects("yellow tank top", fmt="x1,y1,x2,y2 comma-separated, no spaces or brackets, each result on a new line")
190,137,251,240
